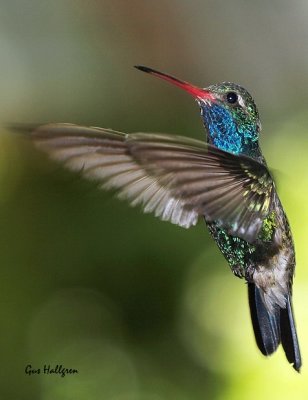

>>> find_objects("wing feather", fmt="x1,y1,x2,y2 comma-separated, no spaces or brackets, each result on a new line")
29,123,273,242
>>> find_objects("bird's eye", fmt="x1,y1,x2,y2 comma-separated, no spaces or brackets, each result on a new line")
226,92,238,104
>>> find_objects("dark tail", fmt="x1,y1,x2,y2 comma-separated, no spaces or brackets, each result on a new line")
248,283,301,372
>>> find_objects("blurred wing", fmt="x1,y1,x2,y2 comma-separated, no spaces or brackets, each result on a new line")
30,123,273,243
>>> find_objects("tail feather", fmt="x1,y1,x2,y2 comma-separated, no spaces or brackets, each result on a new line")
248,283,280,355
280,296,302,372
248,283,301,372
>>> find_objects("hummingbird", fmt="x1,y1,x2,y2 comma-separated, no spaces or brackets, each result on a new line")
18,65,301,371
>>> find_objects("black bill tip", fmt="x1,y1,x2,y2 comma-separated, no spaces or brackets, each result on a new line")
134,65,156,74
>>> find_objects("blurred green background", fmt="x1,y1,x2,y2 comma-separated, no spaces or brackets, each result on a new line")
1,1,308,399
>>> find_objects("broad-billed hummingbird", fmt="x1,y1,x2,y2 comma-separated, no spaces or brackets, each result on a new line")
18,66,301,371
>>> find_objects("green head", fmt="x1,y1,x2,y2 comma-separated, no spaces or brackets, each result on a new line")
199,82,261,156
135,66,262,158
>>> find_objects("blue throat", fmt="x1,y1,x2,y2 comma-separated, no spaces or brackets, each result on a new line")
201,103,260,159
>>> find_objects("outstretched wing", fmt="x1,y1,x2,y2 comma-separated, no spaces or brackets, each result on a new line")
28,123,273,243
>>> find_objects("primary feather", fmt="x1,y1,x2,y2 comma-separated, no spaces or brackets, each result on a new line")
30,123,273,243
